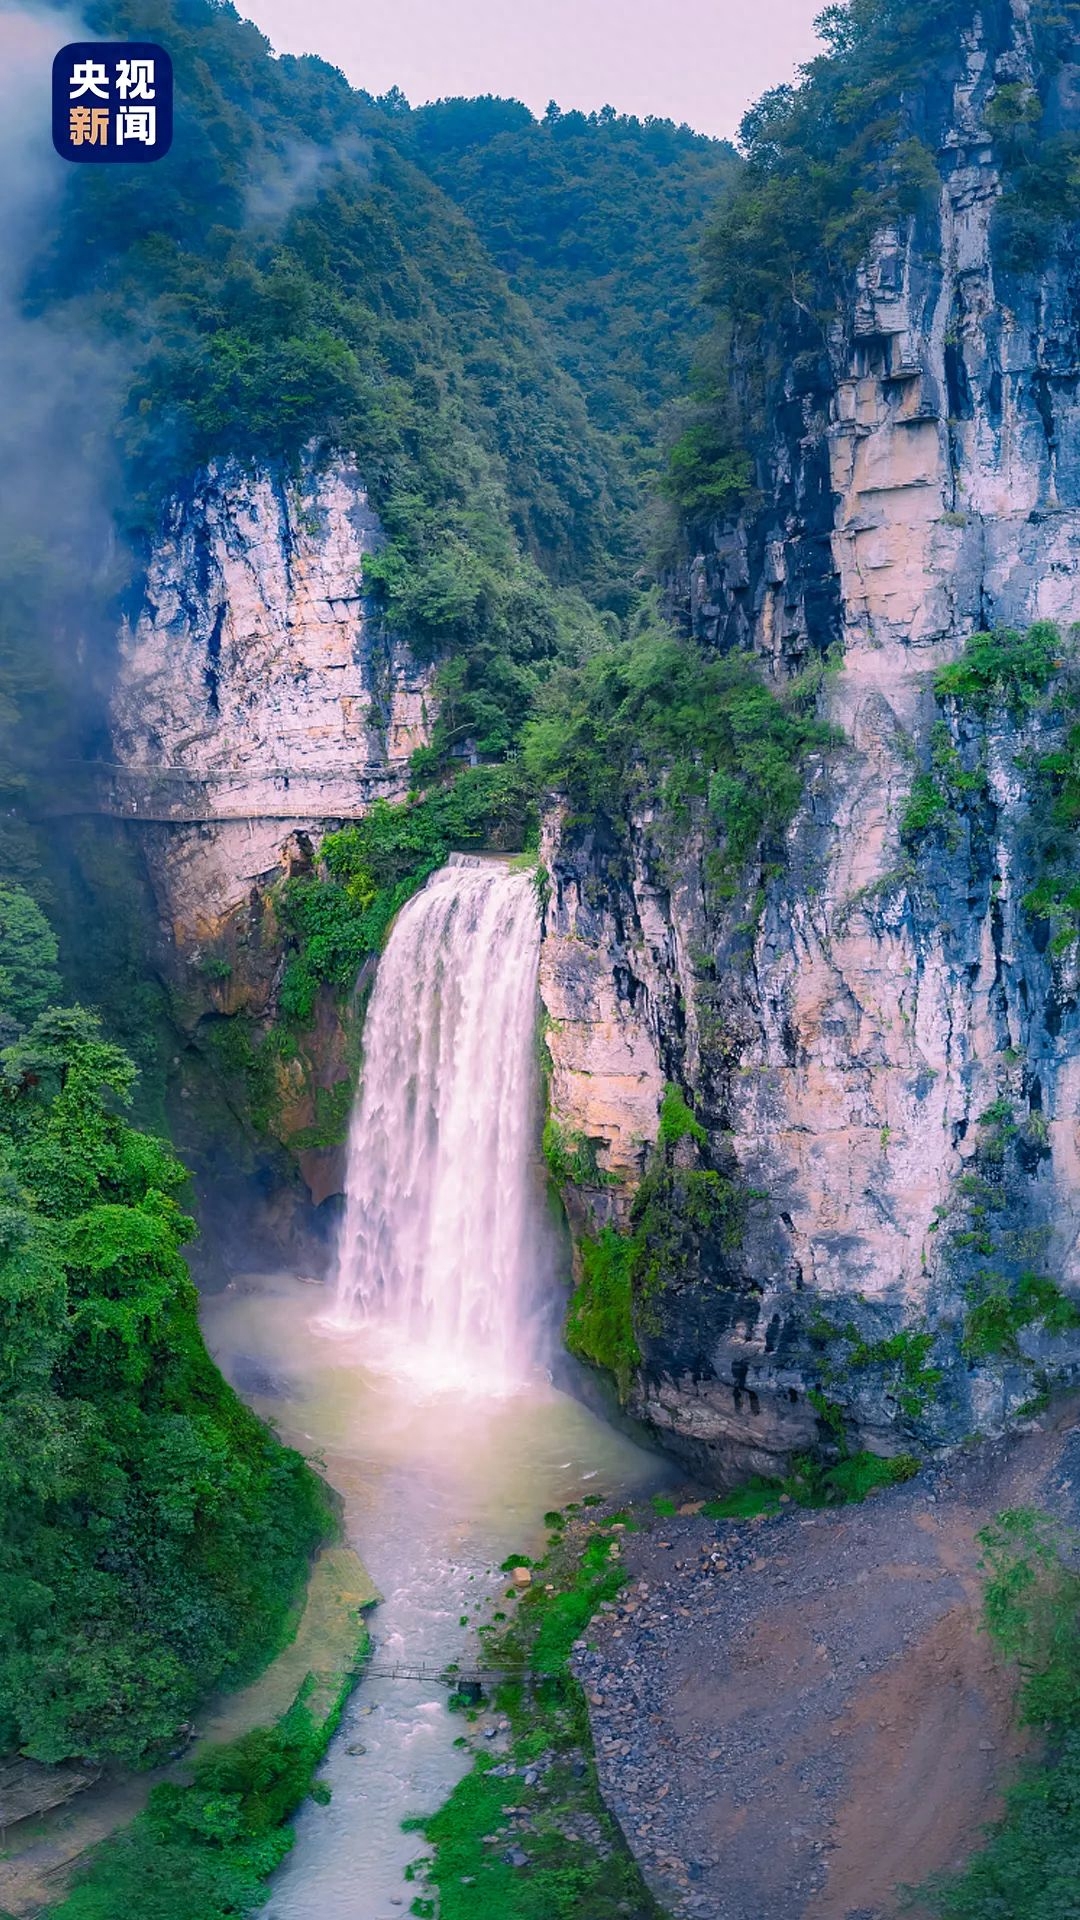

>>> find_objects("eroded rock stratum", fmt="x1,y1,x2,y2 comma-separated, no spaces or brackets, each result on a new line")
539,2,1080,1476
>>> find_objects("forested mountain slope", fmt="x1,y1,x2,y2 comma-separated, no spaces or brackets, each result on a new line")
406,96,738,468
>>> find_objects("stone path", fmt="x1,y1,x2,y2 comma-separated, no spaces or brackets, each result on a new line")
575,1409,1080,1920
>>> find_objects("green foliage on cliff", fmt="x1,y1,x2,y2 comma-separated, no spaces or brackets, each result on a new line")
0,884,61,1035
812,1314,943,1419
1017,681,1080,954
564,1091,755,1402
565,1229,641,1398
277,767,533,1019
985,1,1080,271
933,621,1062,717
542,1120,608,1189
702,0,946,330
47,1659,363,1920
900,718,988,848
904,623,1080,965
702,1449,918,1519
928,1507,1080,1919
522,605,830,896
657,1083,708,1150
963,1271,1080,1361
931,1095,1080,1367
665,0,954,520
0,1001,331,1766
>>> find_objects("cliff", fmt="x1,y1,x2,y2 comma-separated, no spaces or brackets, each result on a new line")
112,450,430,961
540,0,1080,1479
103,451,429,1205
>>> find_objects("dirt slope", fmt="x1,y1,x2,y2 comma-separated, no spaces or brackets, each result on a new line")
575,1408,1080,1920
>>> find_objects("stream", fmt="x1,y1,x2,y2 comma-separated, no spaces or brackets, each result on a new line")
202,1273,665,1918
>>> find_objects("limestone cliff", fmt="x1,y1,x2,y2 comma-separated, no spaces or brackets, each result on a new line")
108,450,429,1196
539,0,1080,1479
112,450,429,957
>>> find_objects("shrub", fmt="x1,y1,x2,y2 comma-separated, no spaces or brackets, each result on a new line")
657,1082,707,1150
933,622,1061,717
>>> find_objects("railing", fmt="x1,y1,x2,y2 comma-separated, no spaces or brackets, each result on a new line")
356,1649,539,1688
32,761,408,823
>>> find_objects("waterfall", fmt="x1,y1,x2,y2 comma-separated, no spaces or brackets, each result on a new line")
331,856,547,1393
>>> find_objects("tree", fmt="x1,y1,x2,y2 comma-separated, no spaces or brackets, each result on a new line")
0,885,61,1036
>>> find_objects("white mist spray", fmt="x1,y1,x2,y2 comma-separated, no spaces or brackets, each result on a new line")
332,856,547,1392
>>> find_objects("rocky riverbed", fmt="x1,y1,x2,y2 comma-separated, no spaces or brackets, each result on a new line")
574,1407,1080,1920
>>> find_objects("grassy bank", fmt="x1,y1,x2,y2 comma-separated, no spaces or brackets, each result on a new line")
405,1506,666,1920
926,1505,1080,1919
38,1550,375,1920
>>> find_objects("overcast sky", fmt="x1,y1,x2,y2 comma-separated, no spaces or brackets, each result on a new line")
238,0,824,140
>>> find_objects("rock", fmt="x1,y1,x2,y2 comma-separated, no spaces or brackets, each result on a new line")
539,0,1080,1483
512,1565,532,1588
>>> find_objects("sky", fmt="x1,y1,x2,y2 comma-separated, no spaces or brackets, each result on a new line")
238,0,825,141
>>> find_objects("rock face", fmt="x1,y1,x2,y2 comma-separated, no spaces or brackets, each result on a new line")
106,451,429,1213
112,450,430,953
540,1,1080,1479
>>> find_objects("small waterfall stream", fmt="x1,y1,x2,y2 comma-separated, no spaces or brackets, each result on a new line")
331,856,545,1390
202,857,668,1917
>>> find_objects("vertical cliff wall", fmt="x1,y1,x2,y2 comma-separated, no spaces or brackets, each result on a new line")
97,450,432,1219
540,0,1080,1478
111,450,430,963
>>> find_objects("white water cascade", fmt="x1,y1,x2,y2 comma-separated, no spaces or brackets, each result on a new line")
331,856,548,1393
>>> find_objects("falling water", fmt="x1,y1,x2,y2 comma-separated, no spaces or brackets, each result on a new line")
200,860,669,1918
331,855,546,1392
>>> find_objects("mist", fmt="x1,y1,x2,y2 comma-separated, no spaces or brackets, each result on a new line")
0,2,133,772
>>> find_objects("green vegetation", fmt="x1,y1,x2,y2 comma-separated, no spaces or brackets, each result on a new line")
0,883,61,1034
669,0,952,519
933,622,1061,718
567,1166,753,1393
900,719,988,848
565,1228,641,1397
702,1449,918,1519
657,1082,707,1150
410,97,738,479
557,1060,757,1404
410,1513,664,1919
47,1655,363,1920
812,1313,943,1419
523,604,831,895
929,1095,1080,1367
277,767,533,1019
962,1270,1080,1361
542,1119,608,1189
985,0,1080,271
0,982,331,1767
564,1094,755,1399
18,0,735,817
902,622,1080,965
1018,697,1080,954
927,1507,1080,1918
